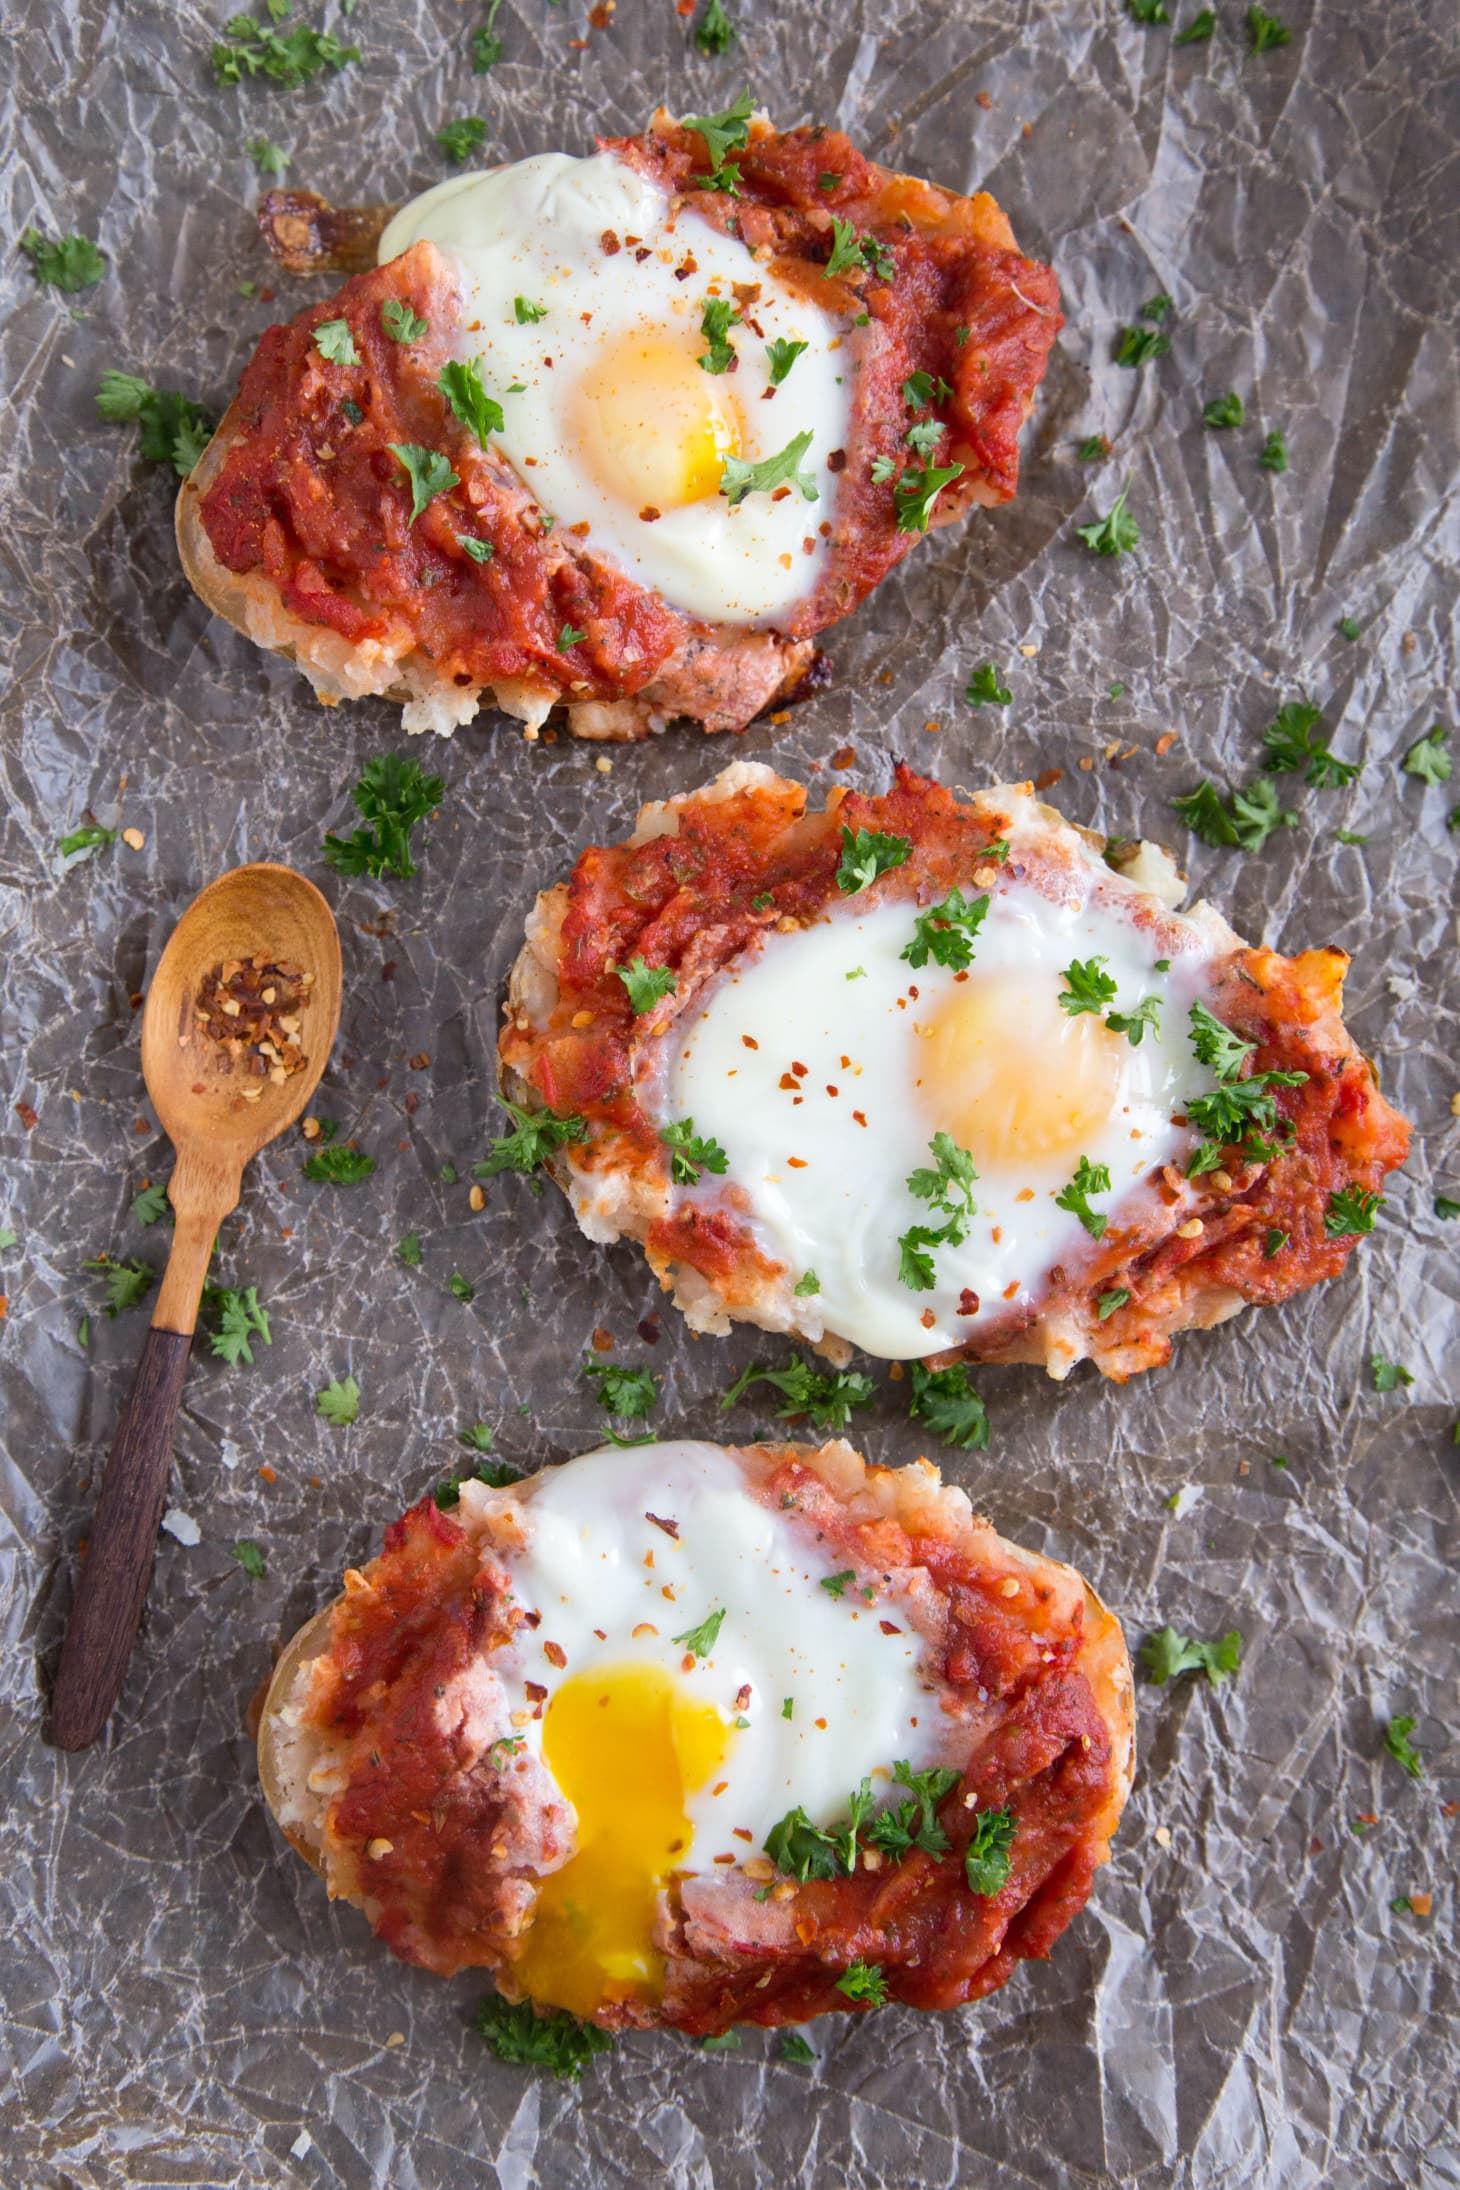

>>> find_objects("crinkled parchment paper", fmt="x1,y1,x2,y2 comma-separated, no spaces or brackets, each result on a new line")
1,3,1456,2185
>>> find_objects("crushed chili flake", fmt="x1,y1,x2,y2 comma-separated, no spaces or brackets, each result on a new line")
192,956,314,1088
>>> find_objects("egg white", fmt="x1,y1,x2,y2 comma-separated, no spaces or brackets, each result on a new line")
659,888,1217,1359
378,152,851,625
480,1441,943,1861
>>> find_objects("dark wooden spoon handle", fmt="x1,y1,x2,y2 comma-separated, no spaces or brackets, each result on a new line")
50,1327,194,1751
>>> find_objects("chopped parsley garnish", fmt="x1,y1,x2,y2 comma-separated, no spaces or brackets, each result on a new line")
316,1375,360,1427
203,1284,272,1367
1402,724,1451,786
437,357,505,449
59,820,116,861
721,429,818,507
131,1180,171,1227
1258,428,1288,473
388,442,459,522
1139,1625,1242,1686
475,1995,613,2080
682,88,754,186
1059,957,1118,1017
396,1231,422,1266
835,1962,887,2006
907,1361,990,1451
1125,0,1170,22
21,228,106,292
894,462,964,533
660,1118,729,1186
902,888,989,971
1436,1196,1460,1222
302,1145,374,1185
1097,1288,1131,1320
1055,1156,1112,1239
782,1697,794,1720
1382,1715,1423,1779
1324,1186,1383,1238
721,1354,875,1431
901,369,953,410
557,622,587,651
437,116,487,166
1077,433,1110,462
232,1540,267,1580
865,1762,962,1859
211,8,359,88
84,1256,154,1317
964,1806,1016,1896
694,0,736,54
698,295,741,374
459,536,494,563
313,318,359,366
1262,700,1359,788
1185,1069,1307,1173
700,2031,741,2053
585,1361,660,1418
835,824,912,895
381,298,428,344
1141,296,1173,322
898,1132,978,1289
819,1570,855,1599
513,295,547,324
435,1450,521,1508
794,1269,820,1295
470,0,505,73
1188,1001,1256,1080
905,420,945,459
751,891,774,911
824,218,893,281
673,1606,726,1658
615,954,677,1013
765,337,808,385
323,752,444,881
476,1099,587,1178
1202,390,1245,429
1172,776,1295,852
1175,7,1216,38
1371,1355,1414,1394
1246,5,1291,53
1339,615,1361,641
1105,996,1162,1046
964,663,1012,707
448,1271,475,1303
1075,489,1140,556
95,371,215,477
780,2032,816,2063
459,1422,496,1452
1114,323,1170,368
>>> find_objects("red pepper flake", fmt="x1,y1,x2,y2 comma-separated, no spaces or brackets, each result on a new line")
591,1326,614,1352
1033,767,1064,791
879,1619,902,1636
258,1464,277,1483
713,1852,736,1864
543,1641,568,1669
639,504,661,523
814,1717,827,1730
524,1681,548,1703
852,1110,868,1127
735,1683,752,1710
600,229,621,255
646,1512,680,1539
742,1034,759,1050
732,1827,753,1842
791,1061,807,1077
778,1072,798,1090
825,1084,838,1097
830,746,856,769
14,1102,37,1130
787,1157,808,1169
827,449,847,473
976,89,993,110
958,1288,980,1316
1003,1282,1019,1299
920,1308,936,1329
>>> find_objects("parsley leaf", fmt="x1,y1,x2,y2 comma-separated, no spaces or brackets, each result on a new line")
316,1375,360,1427
249,135,289,177
475,1099,587,1177
766,337,808,385
615,954,677,1013
1435,1196,1460,1222
437,116,487,166
835,1962,887,2007
1114,324,1170,368
899,1132,978,1289
470,0,505,72
448,1271,475,1303
824,218,894,281
1173,776,1296,852
475,1995,613,2080
131,1180,171,1227
1059,957,1118,1018
459,1422,495,1452
323,753,444,882
1382,1715,1423,1779
905,420,945,459
721,428,818,507
1402,725,1451,787
764,1806,841,1882
660,1118,729,1186
388,442,459,522
1188,1001,1255,1080
84,1256,154,1317
1202,390,1245,429
865,1761,961,1859
1097,1288,1131,1320
211,9,360,89
585,1361,660,1418
793,1269,820,1296
1055,1156,1112,1239
233,1540,267,1580
1247,5,1291,53
1186,1069,1307,1171
438,357,505,449
894,462,964,533
460,535,494,562
1175,7,1216,39
694,0,735,54
381,298,428,344
1105,995,1162,1046
964,1805,1016,1895
673,1606,726,1658
1077,432,1111,462
59,820,116,861
302,1146,374,1185
698,295,741,374
721,1353,875,1431
313,318,359,366
780,2032,816,2063
907,1361,990,1451
1258,428,1288,473
1262,700,1359,788
21,228,106,291
513,295,547,323
95,371,215,478
204,1284,272,1367
1125,0,1170,21
902,369,953,410
558,623,587,651
902,889,989,971
1139,1625,1243,1685
1371,1355,1414,1394
683,89,755,173
820,1570,855,1599
1075,490,1140,556
1339,615,1361,642
1324,1185,1382,1238
964,663,1012,707
835,825,912,895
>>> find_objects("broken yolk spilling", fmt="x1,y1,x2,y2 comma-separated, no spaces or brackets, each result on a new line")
512,1662,732,2019
919,971,1124,1169
570,330,744,511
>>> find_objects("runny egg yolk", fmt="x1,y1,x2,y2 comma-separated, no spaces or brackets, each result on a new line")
569,329,744,511
511,1663,732,2019
918,971,1125,1169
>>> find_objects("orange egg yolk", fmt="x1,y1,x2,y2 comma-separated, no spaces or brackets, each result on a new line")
918,972,1125,1169
568,330,744,511
511,1663,732,2019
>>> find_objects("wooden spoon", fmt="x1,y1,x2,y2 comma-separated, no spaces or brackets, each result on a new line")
50,863,342,1751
